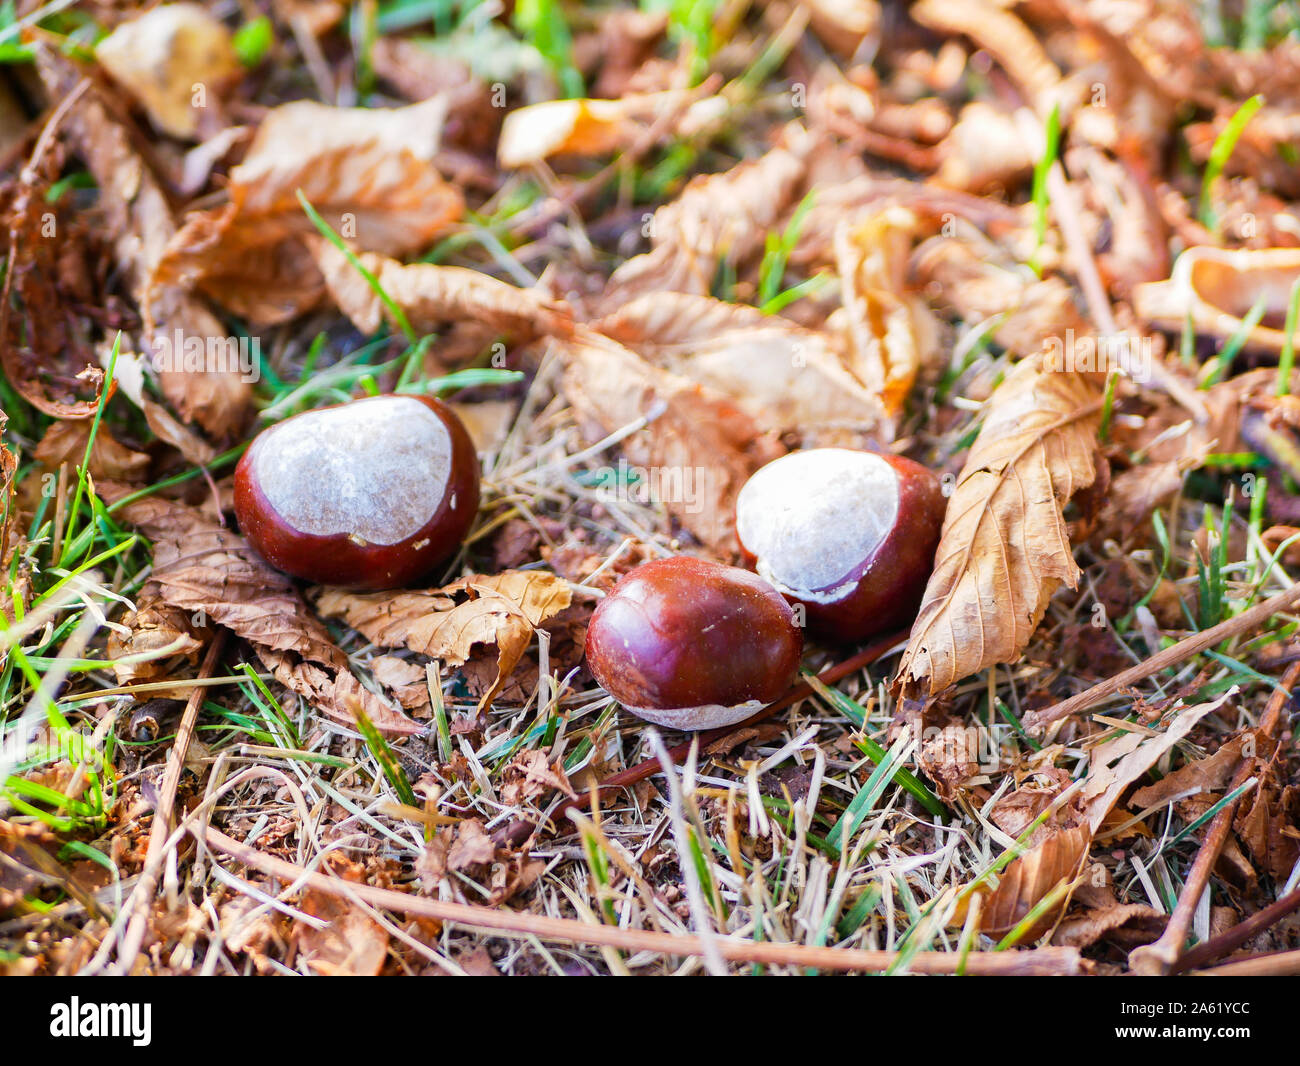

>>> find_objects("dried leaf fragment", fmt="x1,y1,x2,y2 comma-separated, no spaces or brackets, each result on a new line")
557,329,784,552
113,494,417,734
1082,695,1226,833
592,292,886,439
312,240,572,343
832,208,937,416
1133,247,1300,355
314,571,572,709
982,823,1091,942
295,857,390,976
34,47,252,436
498,90,727,167
152,97,463,326
603,126,813,302
95,3,240,139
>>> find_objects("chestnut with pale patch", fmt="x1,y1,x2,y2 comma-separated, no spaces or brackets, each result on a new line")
735,448,945,642
584,556,802,730
234,394,480,588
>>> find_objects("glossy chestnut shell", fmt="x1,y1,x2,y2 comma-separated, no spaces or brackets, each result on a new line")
584,556,803,730
234,394,480,588
735,448,945,642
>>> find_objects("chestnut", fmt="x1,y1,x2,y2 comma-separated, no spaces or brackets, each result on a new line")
584,556,802,730
234,394,480,588
734,448,945,642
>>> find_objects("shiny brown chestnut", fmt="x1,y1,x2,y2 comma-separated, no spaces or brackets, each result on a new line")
234,394,479,589
584,556,803,730
735,448,945,642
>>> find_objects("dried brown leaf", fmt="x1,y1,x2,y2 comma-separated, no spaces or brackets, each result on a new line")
1130,734,1250,811
911,0,1061,116
592,292,887,439
1133,247,1300,354
314,571,572,709
912,238,1090,358
805,0,879,58
895,359,1103,701
34,47,252,437
114,494,418,734
34,421,150,484
981,823,1091,942
151,97,463,326
107,593,207,686
94,4,240,139
370,655,431,711
497,90,726,168
602,125,813,303
1052,902,1166,949
447,819,496,871
295,857,390,976
557,329,784,552
1082,695,1226,833
935,102,1034,193
312,240,573,343
832,208,937,416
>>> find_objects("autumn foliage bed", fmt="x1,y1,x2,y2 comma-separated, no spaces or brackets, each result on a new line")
1,0,1299,976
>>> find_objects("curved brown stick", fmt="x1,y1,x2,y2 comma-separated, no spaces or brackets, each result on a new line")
202,824,1086,973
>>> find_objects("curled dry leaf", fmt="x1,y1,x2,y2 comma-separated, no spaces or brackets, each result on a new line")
790,143,1025,271
112,494,418,734
557,329,784,552
592,292,887,440
1051,902,1166,950
981,823,1091,942
294,856,390,976
1081,694,1227,833
1234,766,1300,881
33,421,150,484
911,0,1061,117
311,240,573,344
1129,733,1251,811
94,3,240,139
913,237,1089,358
151,97,463,326
894,358,1104,703
603,125,813,303
34,47,252,437
831,208,938,416
314,571,573,710
1133,247,1300,354
106,593,207,687
497,90,727,168
917,719,980,801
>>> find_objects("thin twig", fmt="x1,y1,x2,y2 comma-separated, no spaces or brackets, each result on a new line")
200,825,1087,974
104,633,226,975
1171,886,1300,974
1129,659,1300,975
1188,949,1300,977
1024,584,1300,733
